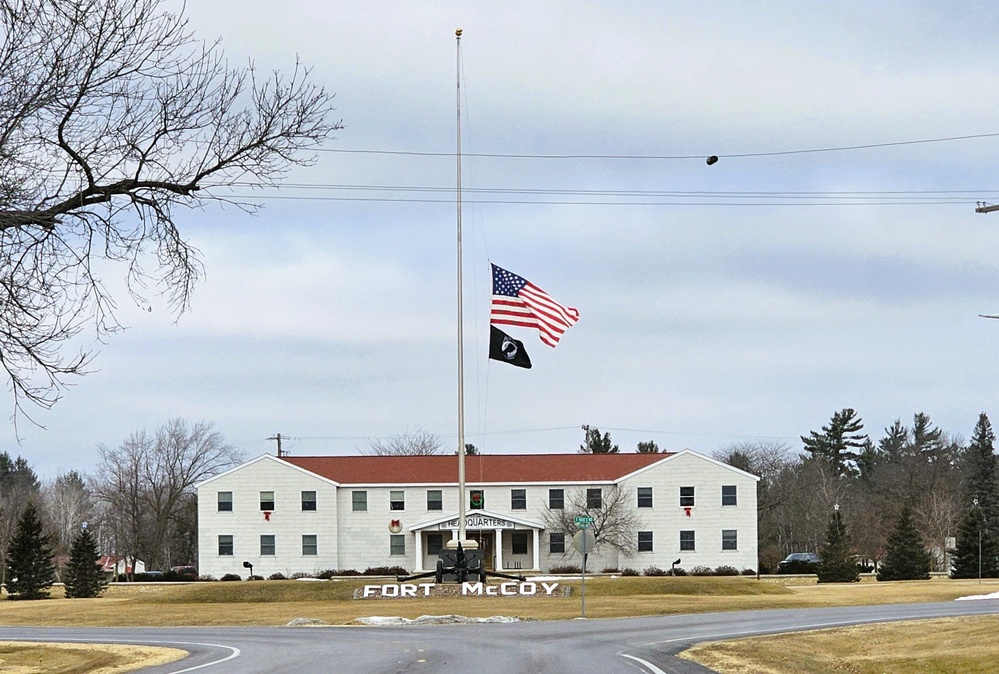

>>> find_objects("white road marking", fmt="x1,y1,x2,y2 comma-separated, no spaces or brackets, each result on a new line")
619,653,669,674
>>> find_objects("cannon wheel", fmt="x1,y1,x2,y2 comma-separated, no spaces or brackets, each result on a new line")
435,559,444,584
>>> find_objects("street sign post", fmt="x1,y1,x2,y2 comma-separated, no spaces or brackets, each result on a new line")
572,529,596,618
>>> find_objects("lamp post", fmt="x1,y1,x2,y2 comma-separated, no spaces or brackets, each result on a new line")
973,498,983,584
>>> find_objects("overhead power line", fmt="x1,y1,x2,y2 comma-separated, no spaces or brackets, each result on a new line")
206,182,997,207
318,131,999,161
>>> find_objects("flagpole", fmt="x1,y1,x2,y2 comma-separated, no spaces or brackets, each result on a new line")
455,28,467,545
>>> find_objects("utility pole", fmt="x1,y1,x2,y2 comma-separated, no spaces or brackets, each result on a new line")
976,202,999,213
268,433,284,457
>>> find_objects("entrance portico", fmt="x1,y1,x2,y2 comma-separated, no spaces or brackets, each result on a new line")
410,510,545,572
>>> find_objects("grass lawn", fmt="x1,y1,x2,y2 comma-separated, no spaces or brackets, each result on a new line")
1,576,998,673
680,615,999,674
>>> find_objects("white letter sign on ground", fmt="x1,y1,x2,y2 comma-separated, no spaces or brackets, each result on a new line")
354,581,568,599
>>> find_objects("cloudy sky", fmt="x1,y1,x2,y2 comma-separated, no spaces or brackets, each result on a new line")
13,1,999,477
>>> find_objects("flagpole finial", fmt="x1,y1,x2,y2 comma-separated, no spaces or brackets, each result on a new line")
455,28,462,37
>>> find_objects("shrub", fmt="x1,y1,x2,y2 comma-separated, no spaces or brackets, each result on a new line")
601,567,620,573
549,564,582,574
248,575,264,581
620,567,640,576
668,566,688,576
714,565,740,576
643,565,666,576
362,566,408,576
741,568,757,576
268,572,287,581
220,573,242,582
690,566,713,576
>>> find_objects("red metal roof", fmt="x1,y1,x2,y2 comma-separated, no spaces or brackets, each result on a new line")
281,452,672,485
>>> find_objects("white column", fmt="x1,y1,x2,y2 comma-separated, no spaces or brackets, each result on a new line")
494,529,504,570
532,529,541,571
414,531,424,572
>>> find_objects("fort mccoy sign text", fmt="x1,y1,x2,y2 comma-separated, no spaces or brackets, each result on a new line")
354,581,569,599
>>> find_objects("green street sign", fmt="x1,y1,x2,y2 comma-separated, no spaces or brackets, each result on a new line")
574,515,595,528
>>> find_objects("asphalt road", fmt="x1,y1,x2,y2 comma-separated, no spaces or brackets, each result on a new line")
4,600,999,673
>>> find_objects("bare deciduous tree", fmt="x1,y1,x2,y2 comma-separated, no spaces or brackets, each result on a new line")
365,429,445,456
0,0,339,415
42,469,93,556
542,485,640,555
92,418,243,571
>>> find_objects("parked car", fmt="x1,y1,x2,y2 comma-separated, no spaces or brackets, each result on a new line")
170,565,198,578
777,552,821,574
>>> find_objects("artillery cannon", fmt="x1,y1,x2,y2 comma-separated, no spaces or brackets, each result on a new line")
397,539,527,584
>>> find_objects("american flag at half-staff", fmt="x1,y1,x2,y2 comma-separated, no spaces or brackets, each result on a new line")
490,263,579,347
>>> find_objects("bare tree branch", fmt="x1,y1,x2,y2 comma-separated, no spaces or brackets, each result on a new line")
0,0,340,417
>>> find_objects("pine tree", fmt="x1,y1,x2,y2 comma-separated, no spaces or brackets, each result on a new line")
816,507,859,583
63,525,108,599
579,425,619,454
952,413,999,579
801,408,868,477
5,503,55,600
877,503,931,581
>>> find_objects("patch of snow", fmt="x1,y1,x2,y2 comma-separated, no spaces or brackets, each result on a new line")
286,618,331,626
295,577,329,582
354,614,527,626
956,591,999,601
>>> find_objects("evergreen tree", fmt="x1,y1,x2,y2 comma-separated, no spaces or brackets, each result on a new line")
801,408,868,477
877,503,931,581
5,503,55,600
816,507,859,583
579,425,619,454
636,440,660,453
952,413,999,579
63,525,108,599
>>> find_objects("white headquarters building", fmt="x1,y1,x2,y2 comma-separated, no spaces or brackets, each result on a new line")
196,449,758,578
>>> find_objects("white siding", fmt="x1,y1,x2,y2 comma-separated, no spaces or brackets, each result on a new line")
197,456,338,579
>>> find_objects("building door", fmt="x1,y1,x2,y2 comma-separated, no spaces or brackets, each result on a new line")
468,530,494,570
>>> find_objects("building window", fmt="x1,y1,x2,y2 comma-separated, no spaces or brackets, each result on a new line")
637,487,653,509
217,491,232,512
550,532,565,554
427,490,443,511
511,489,527,510
470,489,485,510
427,533,444,555
722,530,738,551
680,530,695,551
390,491,405,511
638,531,654,552
512,531,529,555
218,535,233,556
352,490,367,512
260,535,275,556
390,534,406,556
679,486,695,508
549,488,564,510
722,485,737,506
260,491,275,511
302,535,318,556
301,491,317,511
586,488,602,510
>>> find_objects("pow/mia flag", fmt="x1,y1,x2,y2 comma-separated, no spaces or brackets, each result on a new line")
489,326,532,369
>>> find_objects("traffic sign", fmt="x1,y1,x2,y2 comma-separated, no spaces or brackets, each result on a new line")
574,515,595,528
572,529,596,554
